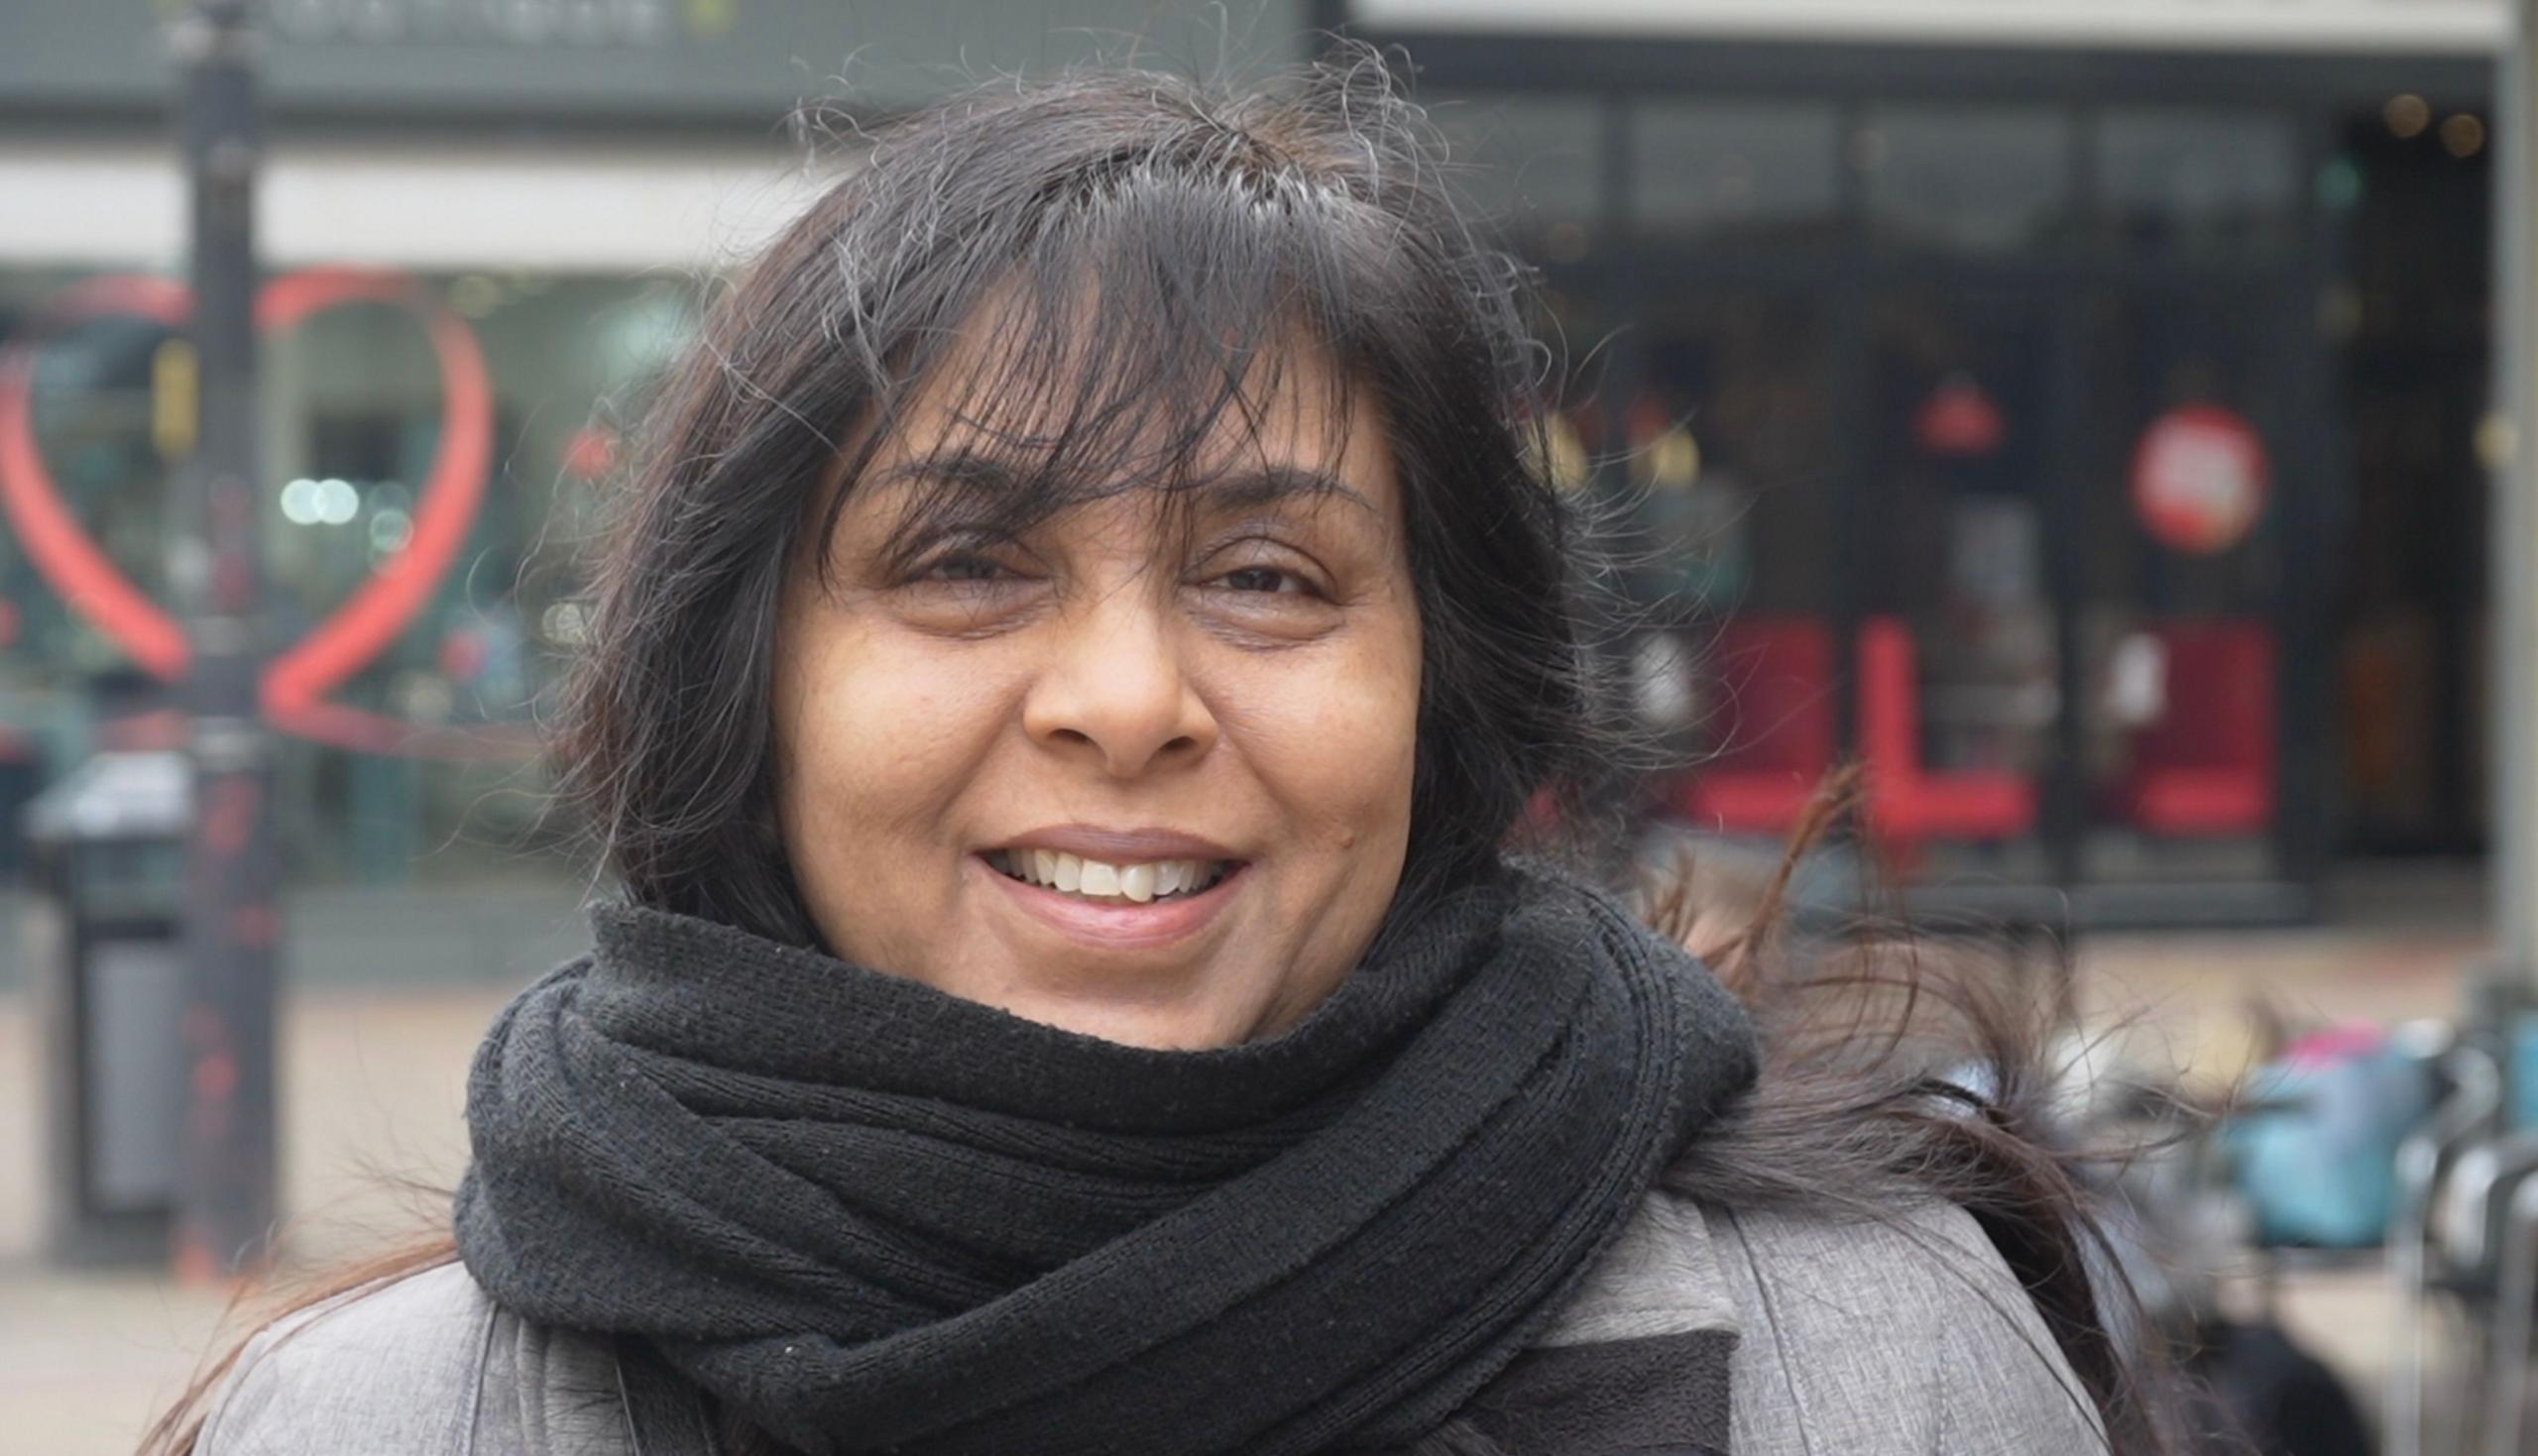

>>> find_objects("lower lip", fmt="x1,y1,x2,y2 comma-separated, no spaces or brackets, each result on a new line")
979,855,1248,951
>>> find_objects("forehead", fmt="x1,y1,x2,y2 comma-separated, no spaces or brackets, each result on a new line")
830,298,1403,546
890,297,1376,467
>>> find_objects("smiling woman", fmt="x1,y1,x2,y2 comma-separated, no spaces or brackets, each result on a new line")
774,329,1421,1048
150,46,2171,1456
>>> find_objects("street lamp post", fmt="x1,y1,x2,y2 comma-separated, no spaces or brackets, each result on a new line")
2491,0,2535,979
169,0,279,1281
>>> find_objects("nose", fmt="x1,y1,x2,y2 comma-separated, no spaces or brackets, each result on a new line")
1020,588,1218,778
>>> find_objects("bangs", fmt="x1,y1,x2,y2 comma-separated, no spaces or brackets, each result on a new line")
812,156,1402,577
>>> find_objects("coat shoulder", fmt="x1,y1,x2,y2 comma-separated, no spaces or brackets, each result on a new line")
196,1260,627,1456
1700,1197,2110,1455
196,1261,499,1455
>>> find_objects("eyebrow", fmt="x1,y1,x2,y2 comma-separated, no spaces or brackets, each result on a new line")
1192,463,1379,518
866,453,1379,520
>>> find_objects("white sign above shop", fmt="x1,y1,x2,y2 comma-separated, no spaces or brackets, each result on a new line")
262,0,680,48
1349,0,2509,56
0,140,835,272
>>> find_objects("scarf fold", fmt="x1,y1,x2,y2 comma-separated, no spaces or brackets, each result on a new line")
453,864,1757,1456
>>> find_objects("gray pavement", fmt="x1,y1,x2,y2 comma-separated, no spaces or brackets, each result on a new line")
0,879,577,1455
1,976,522,1453
0,879,597,994
0,877,2492,1454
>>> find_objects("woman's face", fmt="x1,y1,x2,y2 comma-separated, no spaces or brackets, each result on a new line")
771,340,1422,1050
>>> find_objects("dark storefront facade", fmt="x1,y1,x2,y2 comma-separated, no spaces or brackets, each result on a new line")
0,1,2504,927
1347,12,2501,924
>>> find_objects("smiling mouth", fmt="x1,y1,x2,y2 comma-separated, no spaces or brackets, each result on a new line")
984,847,1236,904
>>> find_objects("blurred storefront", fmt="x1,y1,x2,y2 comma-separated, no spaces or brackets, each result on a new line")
1350,0,2508,924
0,0,2510,925
0,0,1306,888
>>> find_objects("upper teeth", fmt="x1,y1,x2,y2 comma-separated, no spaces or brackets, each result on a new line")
992,849,1226,903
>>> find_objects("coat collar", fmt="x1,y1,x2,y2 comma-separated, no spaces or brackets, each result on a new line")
1455,1189,1742,1454
1539,1186,1741,1348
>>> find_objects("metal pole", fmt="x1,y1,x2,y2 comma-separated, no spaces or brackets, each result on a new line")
169,0,279,1281
2494,0,2538,982
1307,0,1349,46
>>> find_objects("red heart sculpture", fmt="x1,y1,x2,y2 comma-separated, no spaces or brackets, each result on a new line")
0,268,521,757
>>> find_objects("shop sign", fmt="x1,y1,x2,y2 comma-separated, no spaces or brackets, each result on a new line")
4,1,1307,122
1350,0,2507,56
2131,403,2269,554
263,0,680,48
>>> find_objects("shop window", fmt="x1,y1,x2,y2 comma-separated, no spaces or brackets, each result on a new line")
0,267,698,886
1621,290,1840,840
1852,288,2059,877
1629,100,1841,245
2097,107,2302,254
2069,288,2287,883
1428,92,1607,260
1860,104,2075,253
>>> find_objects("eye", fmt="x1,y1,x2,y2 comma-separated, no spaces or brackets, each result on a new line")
1186,543,1343,641
1216,565,1308,595
922,554,1013,585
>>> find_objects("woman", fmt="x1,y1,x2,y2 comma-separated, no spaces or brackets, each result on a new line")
156,52,2164,1456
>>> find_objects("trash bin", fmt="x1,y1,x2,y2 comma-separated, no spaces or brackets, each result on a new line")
22,751,191,1266
0,728,40,881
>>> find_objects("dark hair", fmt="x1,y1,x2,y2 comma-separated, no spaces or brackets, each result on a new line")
147,50,2180,1456
551,49,1616,953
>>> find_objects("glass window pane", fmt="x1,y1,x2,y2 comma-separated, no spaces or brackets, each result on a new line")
2098,107,2301,253
1854,288,2060,878
0,267,698,887
2070,287,2286,884
1631,100,1840,243
1430,92,1605,260
1620,290,1840,844
1861,104,2074,252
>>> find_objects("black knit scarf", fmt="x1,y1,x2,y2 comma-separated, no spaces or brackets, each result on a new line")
452,863,1758,1456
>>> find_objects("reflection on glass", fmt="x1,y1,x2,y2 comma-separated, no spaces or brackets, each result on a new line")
1629,291,1838,840
1859,289,2056,874
2071,291,2285,883
0,268,699,884
2097,107,2300,253
1427,92,1605,244
1631,100,1840,242
1861,105,2073,252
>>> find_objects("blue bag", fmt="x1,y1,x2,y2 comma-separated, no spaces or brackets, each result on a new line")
2229,1025,2429,1248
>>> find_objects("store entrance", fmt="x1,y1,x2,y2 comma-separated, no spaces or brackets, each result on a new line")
2330,103,2491,861
1392,45,2492,926
1635,262,2317,915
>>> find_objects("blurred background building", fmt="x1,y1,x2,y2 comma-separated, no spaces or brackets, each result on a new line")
0,0,2509,931
1355,0,2509,927
0,0,1319,914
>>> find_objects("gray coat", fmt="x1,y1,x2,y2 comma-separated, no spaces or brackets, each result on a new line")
196,1190,2105,1455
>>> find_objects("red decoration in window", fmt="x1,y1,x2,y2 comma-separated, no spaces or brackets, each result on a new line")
2132,403,2269,555
1912,373,2007,458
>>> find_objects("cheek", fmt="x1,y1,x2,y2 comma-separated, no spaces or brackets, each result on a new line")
773,619,1009,856
1220,624,1422,855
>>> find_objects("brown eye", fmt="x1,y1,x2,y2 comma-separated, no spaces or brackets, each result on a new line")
924,555,1012,584
1219,566,1303,595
